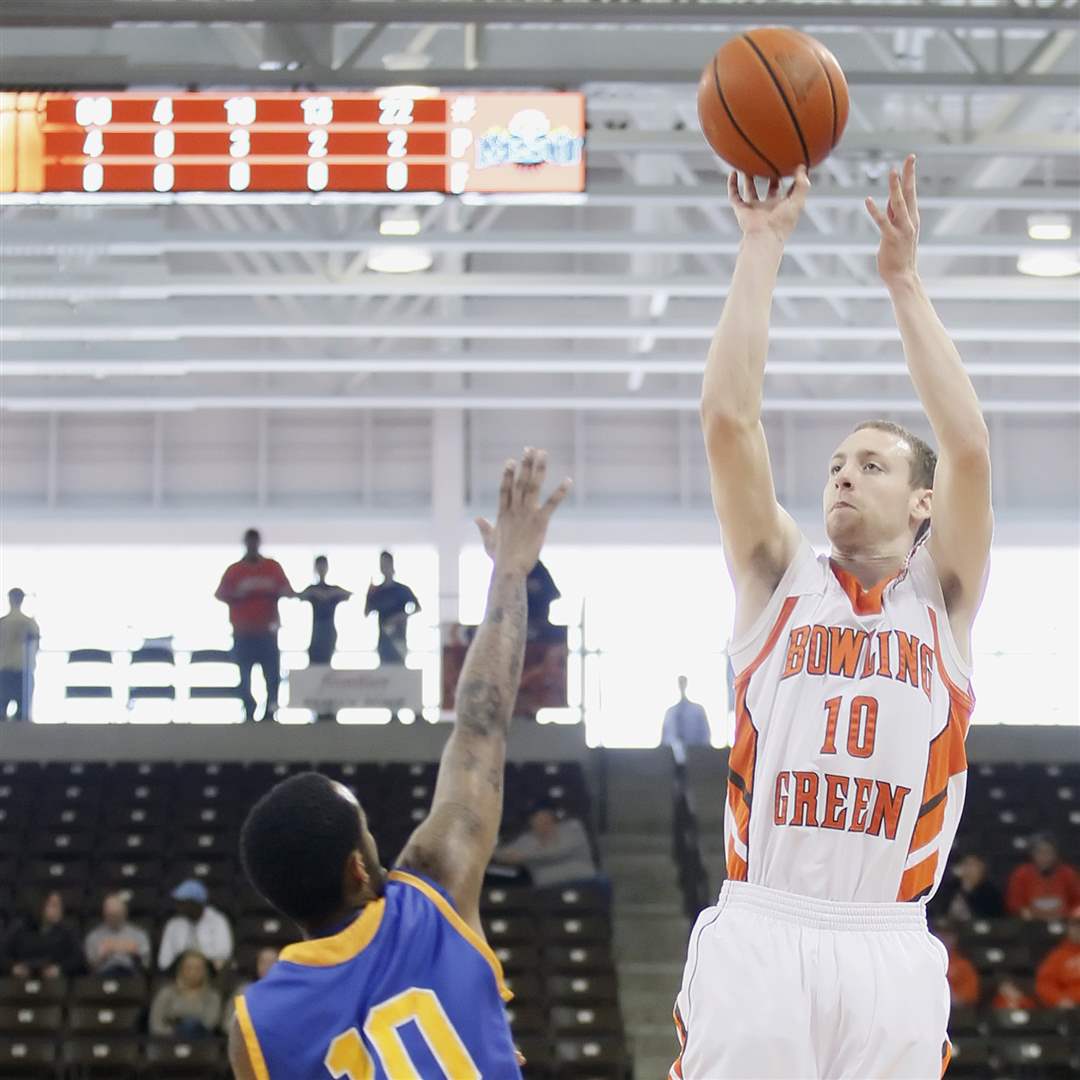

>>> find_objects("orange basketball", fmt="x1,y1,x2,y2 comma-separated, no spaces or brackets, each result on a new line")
697,27,849,180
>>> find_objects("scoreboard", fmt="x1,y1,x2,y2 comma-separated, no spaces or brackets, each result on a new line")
0,90,585,194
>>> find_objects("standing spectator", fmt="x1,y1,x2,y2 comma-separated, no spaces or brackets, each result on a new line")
84,892,151,975
933,853,1005,922
0,588,39,721
1,891,83,978
494,799,600,889
222,946,279,1030
299,556,351,666
215,529,295,722
661,675,712,765
1006,835,1080,921
149,950,222,1038
526,560,560,635
1035,905,1080,1008
991,977,1037,1011
364,551,420,666
158,881,233,974
934,922,980,1007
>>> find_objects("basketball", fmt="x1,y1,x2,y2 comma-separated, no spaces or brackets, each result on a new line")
697,27,849,179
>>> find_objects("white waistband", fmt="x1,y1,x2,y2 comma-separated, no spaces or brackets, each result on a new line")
719,880,927,932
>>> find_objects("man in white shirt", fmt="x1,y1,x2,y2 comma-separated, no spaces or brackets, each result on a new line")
0,589,40,721
157,880,234,973
661,675,712,765
494,800,599,889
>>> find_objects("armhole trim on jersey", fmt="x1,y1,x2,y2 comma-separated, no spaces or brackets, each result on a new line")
928,607,975,715
388,870,513,1002
914,545,974,685
233,994,271,1080
277,897,385,967
728,538,815,661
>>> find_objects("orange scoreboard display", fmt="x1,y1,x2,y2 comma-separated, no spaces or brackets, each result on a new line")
0,90,585,194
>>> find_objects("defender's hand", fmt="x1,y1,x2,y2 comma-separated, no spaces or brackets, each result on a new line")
475,449,570,575
728,166,810,244
866,154,920,286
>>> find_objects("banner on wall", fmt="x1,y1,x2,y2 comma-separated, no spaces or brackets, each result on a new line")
441,624,568,717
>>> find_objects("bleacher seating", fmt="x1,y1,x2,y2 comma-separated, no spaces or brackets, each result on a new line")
0,758,626,1079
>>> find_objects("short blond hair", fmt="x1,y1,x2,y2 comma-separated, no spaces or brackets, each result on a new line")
853,420,937,490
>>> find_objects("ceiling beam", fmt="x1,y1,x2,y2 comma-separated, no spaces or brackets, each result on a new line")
2,1,1076,30
4,276,1074,303
0,60,1074,92
2,394,1075,415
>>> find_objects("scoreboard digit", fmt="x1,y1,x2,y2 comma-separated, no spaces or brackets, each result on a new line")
0,90,585,195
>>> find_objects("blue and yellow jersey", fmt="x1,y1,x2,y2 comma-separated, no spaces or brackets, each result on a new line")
235,869,521,1079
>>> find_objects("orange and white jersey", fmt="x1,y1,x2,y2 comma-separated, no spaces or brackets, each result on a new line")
724,538,975,904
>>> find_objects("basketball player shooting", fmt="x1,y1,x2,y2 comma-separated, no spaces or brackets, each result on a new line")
671,156,993,1079
227,450,569,1079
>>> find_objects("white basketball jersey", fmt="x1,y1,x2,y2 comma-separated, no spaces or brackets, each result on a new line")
724,538,975,904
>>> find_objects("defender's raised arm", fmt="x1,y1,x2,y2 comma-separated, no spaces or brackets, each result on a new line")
397,450,570,932
702,169,809,636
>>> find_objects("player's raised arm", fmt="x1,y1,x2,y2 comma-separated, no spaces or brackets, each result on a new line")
703,169,809,635
397,450,570,932
866,155,993,654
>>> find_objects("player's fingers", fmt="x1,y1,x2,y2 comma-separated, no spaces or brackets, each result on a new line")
864,196,888,231
474,517,494,547
527,450,549,504
513,447,536,507
542,477,573,519
767,176,780,200
888,167,913,231
742,173,759,203
902,153,917,210
498,459,515,513
788,165,811,206
727,170,747,210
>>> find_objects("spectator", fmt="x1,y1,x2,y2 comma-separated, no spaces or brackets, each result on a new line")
1,891,83,978
0,588,39,721
933,853,1005,922
158,880,233,974
149,950,222,1038
299,556,351,666
215,529,295,722
1006,835,1080,921
991,977,1037,1011
365,552,420,666
526,560,560,635
934,922,980,1007
661,675,712,765
494,799,599,889
84,892,151,975
1035,905,1080,1009
222,946,279,1030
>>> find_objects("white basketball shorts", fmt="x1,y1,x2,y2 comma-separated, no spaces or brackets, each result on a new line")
671,880,951,1080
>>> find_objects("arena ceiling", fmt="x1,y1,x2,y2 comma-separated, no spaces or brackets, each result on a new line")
0,0,1077,521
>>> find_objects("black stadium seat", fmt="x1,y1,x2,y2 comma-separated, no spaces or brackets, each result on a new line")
0,980,66,1008
143,1037,227,1078
0,1037,58,1080
69,975,148,1008
67,1005,141,1036
0,1006,62,1038
62,1036,141,1078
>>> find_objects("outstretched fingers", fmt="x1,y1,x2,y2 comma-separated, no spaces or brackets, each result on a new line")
864,195,889,232
888,167,913,232
498,459,516,513
542,477,573,520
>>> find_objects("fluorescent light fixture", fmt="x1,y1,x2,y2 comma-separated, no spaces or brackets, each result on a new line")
1027,213,1072,241
365,247,434,274
379,206,421,237
373,84,440,98
1017,249,1080,278
258,60,285,71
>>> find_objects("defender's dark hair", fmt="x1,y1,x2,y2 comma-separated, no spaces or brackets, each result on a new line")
239,772,362,927
853,420,937,545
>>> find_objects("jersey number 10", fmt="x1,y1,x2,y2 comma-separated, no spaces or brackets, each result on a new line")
820,695,879,759
324,987,480,1079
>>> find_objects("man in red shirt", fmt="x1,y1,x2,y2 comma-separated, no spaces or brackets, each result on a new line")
1006,835,1080,921
1035,905,1080,1008
215,529,295,722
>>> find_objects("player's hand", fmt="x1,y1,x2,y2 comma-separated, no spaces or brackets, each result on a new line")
475,449,571,576
865,153,920,287
728,166,810,243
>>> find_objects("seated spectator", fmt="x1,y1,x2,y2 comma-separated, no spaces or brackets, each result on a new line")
991,976,1037,1011
933,853,1005,922
1,890,83,978
1006,835,1080,921
1035,905,1080,1009
158,880,234,973
494,799,600,890
149,950,222,1038
934,922,980,1007
222,946,279,1030
84,892,151,975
